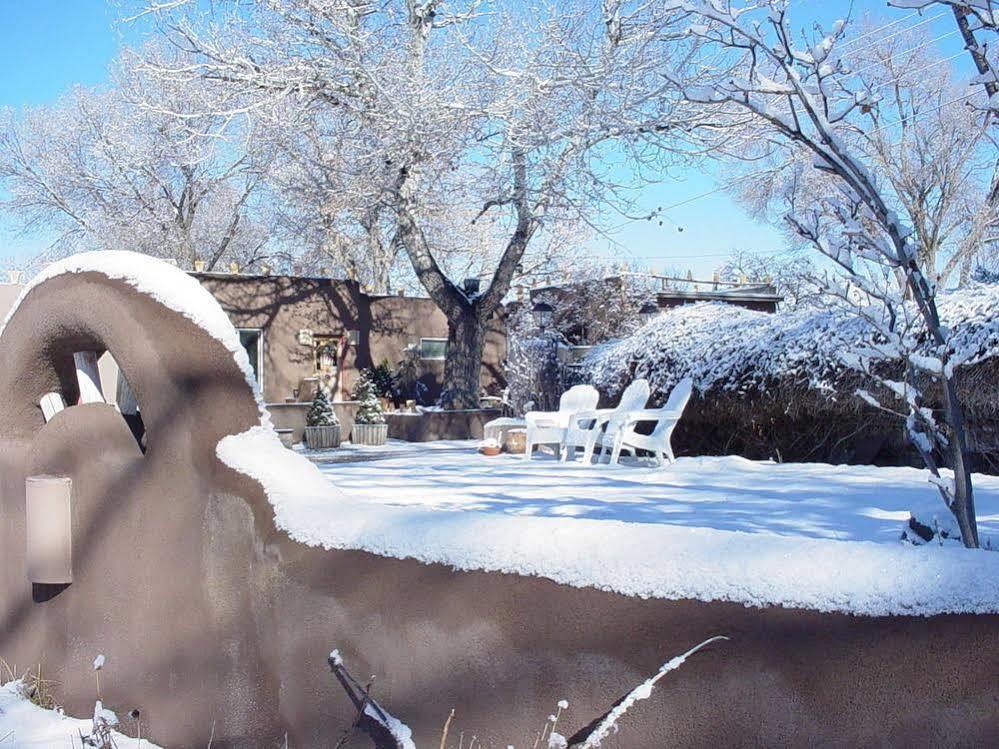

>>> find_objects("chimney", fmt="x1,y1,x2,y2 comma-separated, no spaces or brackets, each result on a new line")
193,260,206,272
229,262,240,274
7,270,22,284
463,277,481,296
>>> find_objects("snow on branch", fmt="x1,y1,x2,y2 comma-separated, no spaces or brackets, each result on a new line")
572,636,728,748
327,649,416,749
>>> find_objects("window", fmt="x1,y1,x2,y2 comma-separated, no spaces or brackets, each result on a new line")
419,337,447,361
238,329,263,387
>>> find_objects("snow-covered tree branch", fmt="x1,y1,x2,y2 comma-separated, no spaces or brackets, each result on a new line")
0,51,277,270
672,0,984,546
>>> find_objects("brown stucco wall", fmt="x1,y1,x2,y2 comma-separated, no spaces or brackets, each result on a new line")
1,271,997,748
196,274,507,405
385,408,501,442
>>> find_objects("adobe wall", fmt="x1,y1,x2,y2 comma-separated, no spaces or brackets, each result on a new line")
0,271,996,748
197,274,506,404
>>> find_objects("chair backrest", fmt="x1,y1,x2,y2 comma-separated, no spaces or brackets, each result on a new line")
558,384,600,413
663,377,693,412
650,378,694,438
619,378,651,411
604,379,651,436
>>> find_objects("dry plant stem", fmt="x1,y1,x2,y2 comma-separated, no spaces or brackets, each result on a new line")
439,708,455,749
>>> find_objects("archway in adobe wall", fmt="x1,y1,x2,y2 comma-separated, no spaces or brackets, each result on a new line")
0,263,285,745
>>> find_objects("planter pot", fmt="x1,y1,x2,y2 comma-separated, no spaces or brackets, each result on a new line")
352,422,388,446
504,428,527,455
479,445,501,457
276,428,296,449
305,425,341,450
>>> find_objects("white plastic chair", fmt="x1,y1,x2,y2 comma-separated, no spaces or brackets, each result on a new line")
565,379,651,464
607,378,693,466
524,385,600,460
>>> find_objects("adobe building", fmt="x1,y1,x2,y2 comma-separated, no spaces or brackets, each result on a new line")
192,271,506,405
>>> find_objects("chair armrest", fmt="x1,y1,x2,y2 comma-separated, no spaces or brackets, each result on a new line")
568,408,613,428
525,410,565,429
619,409,683,427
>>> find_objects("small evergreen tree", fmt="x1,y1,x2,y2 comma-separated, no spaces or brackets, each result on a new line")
351,369,386,425
306,388,339,427
370,360,399,403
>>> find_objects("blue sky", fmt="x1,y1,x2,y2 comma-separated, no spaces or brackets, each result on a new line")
0,0,970,277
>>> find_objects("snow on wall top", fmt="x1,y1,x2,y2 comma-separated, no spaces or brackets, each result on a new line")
218,428,999,618
581,285,999,398
0,251,271,429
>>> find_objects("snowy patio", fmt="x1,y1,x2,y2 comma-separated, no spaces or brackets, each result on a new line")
314,443,999,546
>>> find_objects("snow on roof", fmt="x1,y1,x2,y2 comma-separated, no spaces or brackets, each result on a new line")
1,251,271,429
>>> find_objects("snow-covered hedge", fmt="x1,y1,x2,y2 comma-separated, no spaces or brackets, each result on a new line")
580,285,999,406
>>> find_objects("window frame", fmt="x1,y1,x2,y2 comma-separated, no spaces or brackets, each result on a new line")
418,337,448,361
237,328,265,389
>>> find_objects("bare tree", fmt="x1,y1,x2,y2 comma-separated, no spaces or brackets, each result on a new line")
0,52,276,271
673,1,983,546
724,22,999,289
134,0,711,408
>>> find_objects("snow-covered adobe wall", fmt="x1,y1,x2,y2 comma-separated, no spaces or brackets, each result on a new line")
0,254,997,747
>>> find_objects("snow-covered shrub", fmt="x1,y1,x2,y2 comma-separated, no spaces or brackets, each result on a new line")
351,369,386,425
583,288,999,402
306,389,339,428
972,265,999,285
576,288,999,465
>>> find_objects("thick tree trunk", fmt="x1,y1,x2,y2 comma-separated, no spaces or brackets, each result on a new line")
442,306,487,410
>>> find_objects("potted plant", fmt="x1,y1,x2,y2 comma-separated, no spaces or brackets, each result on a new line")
350,369,388,446
304,389,341,449
478,437,502,457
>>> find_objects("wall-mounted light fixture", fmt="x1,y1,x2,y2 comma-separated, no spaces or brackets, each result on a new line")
531,301,554,331
25,476,73,584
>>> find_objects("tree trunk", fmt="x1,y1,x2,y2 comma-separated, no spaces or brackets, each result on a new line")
442,306,487,410
942,377,980,547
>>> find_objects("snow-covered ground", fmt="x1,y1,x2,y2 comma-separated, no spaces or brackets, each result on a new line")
0,682,156,748
317,447,999,544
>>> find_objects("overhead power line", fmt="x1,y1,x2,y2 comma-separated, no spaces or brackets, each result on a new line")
838,11,927,49
840,11,949,54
